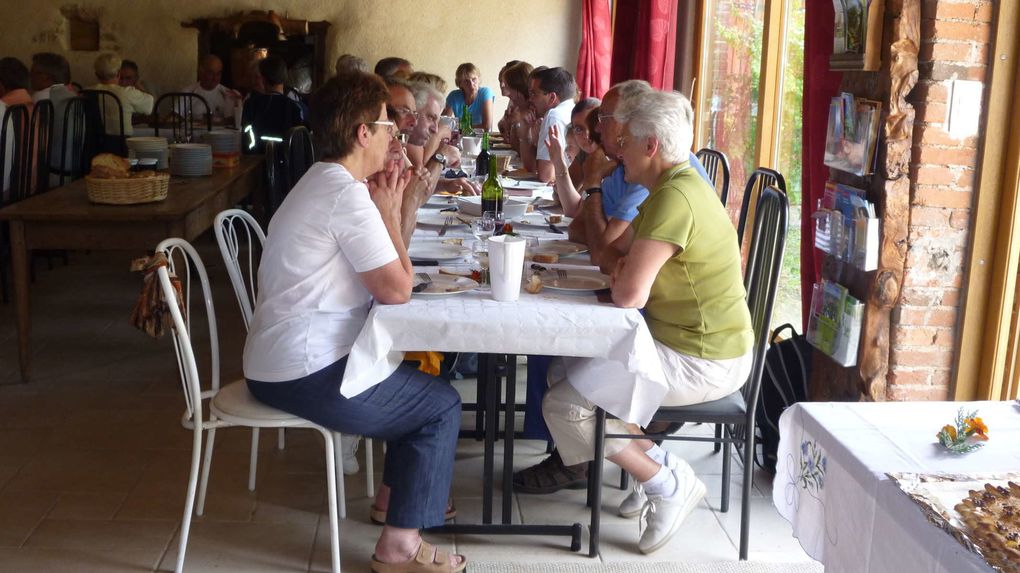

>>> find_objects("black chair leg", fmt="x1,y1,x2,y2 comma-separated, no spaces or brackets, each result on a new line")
739,425,754,560
545,440,554,454
714,423,722,453
589,409,606,558
619,468,629,490
721,428,732,513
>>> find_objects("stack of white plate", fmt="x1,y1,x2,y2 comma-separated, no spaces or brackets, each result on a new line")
169,144,213,177
201,130,242,155
126,136,169,169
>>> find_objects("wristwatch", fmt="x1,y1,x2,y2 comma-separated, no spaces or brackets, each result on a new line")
583,187,602,200
428,152,447,168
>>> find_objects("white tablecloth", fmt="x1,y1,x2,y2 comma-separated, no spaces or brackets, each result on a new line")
774,400,1020,573
340,266,668,426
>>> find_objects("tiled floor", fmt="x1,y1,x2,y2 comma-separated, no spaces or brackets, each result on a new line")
0,243,817,571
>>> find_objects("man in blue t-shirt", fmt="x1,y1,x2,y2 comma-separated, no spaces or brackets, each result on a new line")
516,80,714,494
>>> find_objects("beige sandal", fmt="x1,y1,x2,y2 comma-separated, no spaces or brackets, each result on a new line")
370,541,467,573
370,502,457,525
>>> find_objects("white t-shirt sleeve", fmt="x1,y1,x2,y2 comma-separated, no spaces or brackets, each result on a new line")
330,183,399,272
536,115,552,162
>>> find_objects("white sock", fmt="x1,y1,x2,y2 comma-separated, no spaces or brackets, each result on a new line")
641,463,678,498
643,444,667,465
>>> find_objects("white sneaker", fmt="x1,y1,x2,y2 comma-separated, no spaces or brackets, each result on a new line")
341,435,360,476
637,457,707,554
619,483,647,518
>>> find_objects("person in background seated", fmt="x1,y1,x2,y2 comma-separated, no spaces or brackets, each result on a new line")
382,76,418,136
0,57,33,109
335,53,369,75
30,52,77,183
89,53,154,137
118,59,154,95
527,66,577,183
374,56,413,79
545,97,600,217
442,63,494,132
241,55,306,154
244,70,466,573
543,89,753,554
181,55,241,125
406,80,474,197
496,61,535,160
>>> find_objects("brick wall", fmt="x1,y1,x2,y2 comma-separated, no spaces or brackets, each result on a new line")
887,0,992,400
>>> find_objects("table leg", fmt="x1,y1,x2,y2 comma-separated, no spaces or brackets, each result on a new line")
502,354,517,524
481,353,497,524
9,221,30,384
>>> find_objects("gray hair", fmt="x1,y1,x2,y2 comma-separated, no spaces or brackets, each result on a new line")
93,53,122,81
615,90,694,164
613,79,652,103
335,54,368,75
410,80,442,110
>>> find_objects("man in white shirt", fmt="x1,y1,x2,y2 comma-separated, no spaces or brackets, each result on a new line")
30,52,76,178
88,53,154,137
180,55,240,123
528,67,577,183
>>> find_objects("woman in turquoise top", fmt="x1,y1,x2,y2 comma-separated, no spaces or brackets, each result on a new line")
442,62,494,131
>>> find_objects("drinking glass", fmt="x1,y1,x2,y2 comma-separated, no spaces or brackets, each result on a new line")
483,210,506,235
472,216,496,244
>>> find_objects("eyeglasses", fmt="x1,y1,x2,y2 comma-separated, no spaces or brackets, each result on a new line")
392,106,419,119
528,89,547,98
368,120,397,137
598,112,615,122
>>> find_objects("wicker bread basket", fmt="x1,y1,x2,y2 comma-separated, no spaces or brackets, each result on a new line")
85,173,170,205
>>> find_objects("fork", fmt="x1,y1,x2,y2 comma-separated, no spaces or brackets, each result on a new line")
412,272,432,293
438,216,455,237
557,269,567,280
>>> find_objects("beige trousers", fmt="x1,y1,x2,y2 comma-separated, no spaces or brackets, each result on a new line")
543,341,754,466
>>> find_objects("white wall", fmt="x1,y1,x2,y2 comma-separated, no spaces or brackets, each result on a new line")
0,0,582,119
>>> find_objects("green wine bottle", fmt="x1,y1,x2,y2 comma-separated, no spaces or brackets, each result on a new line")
476,132,491,177
460,105,473,137
481,155,504,217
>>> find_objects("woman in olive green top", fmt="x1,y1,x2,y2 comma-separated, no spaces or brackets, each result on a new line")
541,89,754,554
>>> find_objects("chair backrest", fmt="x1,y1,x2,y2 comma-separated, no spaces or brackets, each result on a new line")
264,139,286,220
79,89,126,155
30,100,53,194
695,147,730,206
155,238,221,427
283,125,314,191
57,96,97,186
213,209,266,330
154,92,213,143
739,186,789,419
1,104,33,204
736,167,786,245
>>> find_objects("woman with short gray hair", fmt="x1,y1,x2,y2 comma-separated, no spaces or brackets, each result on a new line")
540,89,753,555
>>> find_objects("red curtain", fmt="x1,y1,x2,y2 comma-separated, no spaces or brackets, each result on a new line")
801,1,843,330
610,0,679,90
576,0,614,99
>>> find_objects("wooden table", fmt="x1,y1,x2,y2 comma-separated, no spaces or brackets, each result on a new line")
0,156,263,383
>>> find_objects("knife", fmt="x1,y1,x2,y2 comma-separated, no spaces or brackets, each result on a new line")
547,222,564,234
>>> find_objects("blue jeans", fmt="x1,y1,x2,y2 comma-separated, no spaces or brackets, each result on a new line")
523,355,553,441
247,356,461,529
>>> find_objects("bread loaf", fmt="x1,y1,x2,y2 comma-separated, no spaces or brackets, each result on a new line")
532,253,559,264
91,153,131,178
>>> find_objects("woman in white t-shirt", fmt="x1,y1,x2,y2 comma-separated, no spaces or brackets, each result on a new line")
243,71,467,573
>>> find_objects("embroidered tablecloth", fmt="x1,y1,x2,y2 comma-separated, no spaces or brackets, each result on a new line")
774,401,1020,573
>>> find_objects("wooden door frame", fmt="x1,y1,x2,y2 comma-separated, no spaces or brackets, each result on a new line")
954,1,1020,401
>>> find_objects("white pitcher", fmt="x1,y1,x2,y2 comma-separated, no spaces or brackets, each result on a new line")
488,235,526,302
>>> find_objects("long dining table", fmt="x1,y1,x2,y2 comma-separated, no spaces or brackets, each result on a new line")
0,156,263,383
339,191,668,552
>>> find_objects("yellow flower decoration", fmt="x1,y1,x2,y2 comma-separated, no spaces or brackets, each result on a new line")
965,417,989,440
939,424,957,441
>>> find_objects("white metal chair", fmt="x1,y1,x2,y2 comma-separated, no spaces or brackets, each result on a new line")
156,238,342,573
212,208,375,497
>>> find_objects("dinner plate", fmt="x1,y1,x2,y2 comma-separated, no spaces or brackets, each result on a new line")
530,240,588,258
416,212,468,227
504,180,551,191
513,213,573,229
407,244,470,262
424,194,458,208
542,270,610,293
412,274,479,296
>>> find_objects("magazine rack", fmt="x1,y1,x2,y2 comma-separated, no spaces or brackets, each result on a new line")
830,0,885,71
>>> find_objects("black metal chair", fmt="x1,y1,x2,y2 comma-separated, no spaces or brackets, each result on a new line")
282,125,314,191
52,96,98,187
31,100,54,194
0,104,33,303
736,167,786,246
695,147,731,206
153,92,213,143
79,89,126,155
588,186,789,560
263,139,286,221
